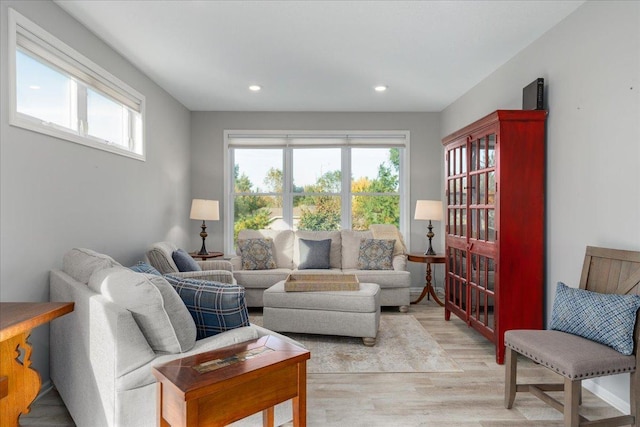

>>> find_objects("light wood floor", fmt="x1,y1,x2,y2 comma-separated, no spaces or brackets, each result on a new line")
20,298,627,426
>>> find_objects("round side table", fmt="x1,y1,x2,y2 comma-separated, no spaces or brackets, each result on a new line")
189,251,224,261
407,253,446,306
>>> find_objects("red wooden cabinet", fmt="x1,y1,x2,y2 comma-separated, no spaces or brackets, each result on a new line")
442,110,547,364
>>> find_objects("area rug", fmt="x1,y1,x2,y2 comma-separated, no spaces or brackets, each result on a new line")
249,313,462,374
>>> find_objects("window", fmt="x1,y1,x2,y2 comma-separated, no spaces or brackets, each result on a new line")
8,9,145,160
225,131,409,251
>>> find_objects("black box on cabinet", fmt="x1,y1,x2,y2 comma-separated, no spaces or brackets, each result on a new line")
522,78,544,110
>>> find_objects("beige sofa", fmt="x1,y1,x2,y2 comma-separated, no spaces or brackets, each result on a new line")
230,229,411,311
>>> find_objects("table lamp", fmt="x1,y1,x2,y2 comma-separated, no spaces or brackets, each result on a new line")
190,199,219,255
414,200,443,255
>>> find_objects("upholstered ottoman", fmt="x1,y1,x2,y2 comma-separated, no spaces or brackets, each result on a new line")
263,281,381,346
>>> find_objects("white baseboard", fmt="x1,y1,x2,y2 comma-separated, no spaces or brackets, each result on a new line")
583,379,630,414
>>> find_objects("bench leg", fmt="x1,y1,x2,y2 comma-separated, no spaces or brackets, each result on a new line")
504,347,517,409
631,370,638,426
564,377,580,427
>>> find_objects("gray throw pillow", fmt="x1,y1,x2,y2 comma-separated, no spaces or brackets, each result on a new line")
172,248,202,272
298,238,331,269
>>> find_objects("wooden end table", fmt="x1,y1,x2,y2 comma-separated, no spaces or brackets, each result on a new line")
189,251,224,261
152,335,310,427
407,253,446,306
0,302,74,427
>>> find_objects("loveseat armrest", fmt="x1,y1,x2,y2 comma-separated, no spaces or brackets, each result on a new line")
229,255,242,271
251,324,306,349
197,259,233,272
392,254,408,271
167,270,235,284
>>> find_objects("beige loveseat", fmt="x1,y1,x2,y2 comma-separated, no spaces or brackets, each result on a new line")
230,228,411,312
50,248,296,427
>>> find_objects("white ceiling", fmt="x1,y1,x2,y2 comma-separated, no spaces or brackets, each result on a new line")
55,0,584,112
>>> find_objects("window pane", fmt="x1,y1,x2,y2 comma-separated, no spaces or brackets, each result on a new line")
234,149,283,193
293,148,341,193
16,50,76,130
351,195,399,230
487,134,496,167
352,148,399,193
294,195,341,231
233,195,283,240
87,88,127,147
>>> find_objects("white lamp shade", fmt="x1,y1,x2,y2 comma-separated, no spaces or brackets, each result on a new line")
190,199,219,221
414,200,443,221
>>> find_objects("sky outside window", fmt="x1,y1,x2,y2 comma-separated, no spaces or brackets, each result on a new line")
16,50,75,130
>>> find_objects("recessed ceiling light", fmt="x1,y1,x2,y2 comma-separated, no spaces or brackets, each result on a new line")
29,85,41,90
374,85,388,92
249,85,261,92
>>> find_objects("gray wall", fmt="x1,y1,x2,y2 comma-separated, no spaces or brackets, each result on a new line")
441,0,640,410
190,111,444,286
0,1,192,384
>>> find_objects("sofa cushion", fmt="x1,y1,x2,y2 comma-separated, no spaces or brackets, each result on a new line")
117,326,260,391
233,269,292,289
298,238,331,269
236,229,294,269
88,267,196,353
341,230,372,269
238,238,277,270
129,262,161,276
549,282,640,355
62,248,121,284
294,230,341,269
172,248,202,272
343,269,411,288
358,239,395,270
164,275,250,340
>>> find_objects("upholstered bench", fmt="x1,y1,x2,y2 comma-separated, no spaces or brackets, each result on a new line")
263,281,381,346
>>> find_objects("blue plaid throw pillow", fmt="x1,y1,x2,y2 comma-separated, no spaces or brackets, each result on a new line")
129,262,161,276
550,282,640,355
164,275,250,340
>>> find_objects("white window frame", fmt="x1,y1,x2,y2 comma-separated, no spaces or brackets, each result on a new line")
8,8,146,161
224,130,410,253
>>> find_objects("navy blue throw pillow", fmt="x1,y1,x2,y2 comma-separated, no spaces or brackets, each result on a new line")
164,275,250,339
172,249,202,272
129,262,161,276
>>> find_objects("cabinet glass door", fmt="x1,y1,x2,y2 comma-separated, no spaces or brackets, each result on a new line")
445,141,469,317
469,254,495,331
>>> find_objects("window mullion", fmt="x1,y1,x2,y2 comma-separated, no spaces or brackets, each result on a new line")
76,82,87,136
283,147,293,229
341,147,351,230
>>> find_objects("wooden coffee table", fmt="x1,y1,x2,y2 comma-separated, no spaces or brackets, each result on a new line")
152,335,310,427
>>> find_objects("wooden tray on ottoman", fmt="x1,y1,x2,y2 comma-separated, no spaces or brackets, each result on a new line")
284,273,360,291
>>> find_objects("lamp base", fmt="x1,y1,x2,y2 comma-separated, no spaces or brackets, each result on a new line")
425,220,436,256
198,220,208,255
